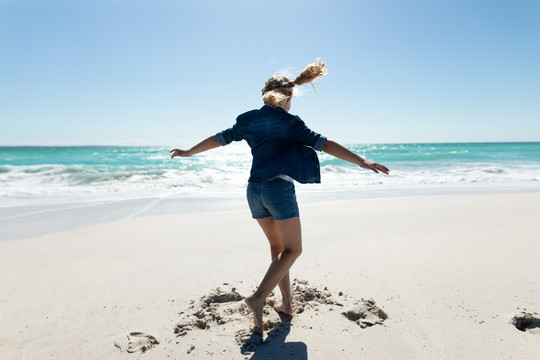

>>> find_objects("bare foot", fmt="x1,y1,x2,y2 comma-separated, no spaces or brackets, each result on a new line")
273,300,293,316
245,294,264,330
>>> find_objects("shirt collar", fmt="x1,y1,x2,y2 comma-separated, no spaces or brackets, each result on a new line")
261,104,288,114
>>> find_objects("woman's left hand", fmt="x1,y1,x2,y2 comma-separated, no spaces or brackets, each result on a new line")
170,149,191,159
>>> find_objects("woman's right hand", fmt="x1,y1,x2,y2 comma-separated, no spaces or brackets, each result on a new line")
170,149,191,159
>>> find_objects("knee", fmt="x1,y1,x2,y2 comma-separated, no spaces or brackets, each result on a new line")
285,246,302,259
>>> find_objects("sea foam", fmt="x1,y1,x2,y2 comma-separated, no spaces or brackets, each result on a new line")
1,143,539,207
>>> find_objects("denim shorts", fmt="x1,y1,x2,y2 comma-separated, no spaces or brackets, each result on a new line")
246,178,300,220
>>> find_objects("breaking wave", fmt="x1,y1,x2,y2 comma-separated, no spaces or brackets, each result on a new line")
1,143,539,204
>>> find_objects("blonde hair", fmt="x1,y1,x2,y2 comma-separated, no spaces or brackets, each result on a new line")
261,59,327,107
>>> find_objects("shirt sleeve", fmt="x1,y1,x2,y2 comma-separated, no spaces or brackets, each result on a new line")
216,122,244,146
290,116,327,151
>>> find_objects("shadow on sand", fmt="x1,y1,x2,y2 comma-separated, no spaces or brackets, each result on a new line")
240,314,308,360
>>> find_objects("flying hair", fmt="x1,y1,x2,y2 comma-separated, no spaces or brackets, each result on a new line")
261,59,327,107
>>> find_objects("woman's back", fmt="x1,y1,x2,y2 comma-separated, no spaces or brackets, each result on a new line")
217,105,326,183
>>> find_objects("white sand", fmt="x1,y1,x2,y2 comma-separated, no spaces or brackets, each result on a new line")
1,192,539,359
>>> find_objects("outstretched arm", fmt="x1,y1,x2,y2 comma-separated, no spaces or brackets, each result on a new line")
322,140,390,174
170,135,221,159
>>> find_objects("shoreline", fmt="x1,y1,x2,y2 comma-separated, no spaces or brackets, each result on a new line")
1,192,539,359
2,184,540,241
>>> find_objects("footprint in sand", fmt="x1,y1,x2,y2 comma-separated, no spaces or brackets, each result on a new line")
342,298,388,328
511,312,540,334
235,328,264,352
235,321,291,353
114,332,159,353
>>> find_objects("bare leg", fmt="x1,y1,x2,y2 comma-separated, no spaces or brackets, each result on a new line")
254,217,293,315
246,217,302,329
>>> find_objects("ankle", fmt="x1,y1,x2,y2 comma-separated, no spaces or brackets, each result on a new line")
247,292,264,303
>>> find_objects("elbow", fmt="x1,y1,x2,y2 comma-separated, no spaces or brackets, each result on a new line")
212,135,223,148
322,139,334,153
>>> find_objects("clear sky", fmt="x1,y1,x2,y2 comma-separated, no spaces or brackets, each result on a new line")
1,0,539,146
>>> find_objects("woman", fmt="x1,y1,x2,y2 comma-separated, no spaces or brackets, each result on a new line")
170,60,389,331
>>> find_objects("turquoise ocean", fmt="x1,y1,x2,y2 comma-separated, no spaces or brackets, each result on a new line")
1,142,540,204
1,142,539,239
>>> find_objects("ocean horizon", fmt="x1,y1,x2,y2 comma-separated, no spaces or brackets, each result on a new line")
2,140,539,147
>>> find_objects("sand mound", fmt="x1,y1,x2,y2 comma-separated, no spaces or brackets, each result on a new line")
174,285,247,336
290,279,343,314
176,279,386,333
116,280,387,354
168,280,387,354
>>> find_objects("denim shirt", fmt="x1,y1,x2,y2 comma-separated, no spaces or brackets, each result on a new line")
216,105,327,183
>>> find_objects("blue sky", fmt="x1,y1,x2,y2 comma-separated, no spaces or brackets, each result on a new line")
1,0,539,145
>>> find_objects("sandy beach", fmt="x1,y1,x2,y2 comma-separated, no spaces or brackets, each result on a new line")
3,0,539,358
1,192,539,359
